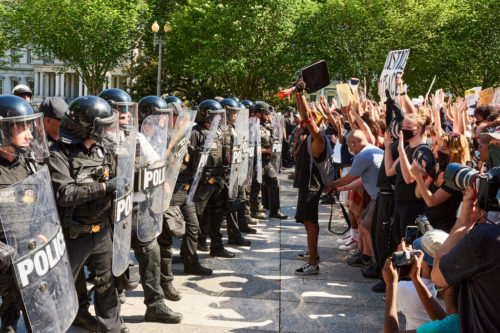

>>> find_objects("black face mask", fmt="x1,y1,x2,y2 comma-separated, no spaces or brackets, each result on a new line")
402,129,415,142
437,150,450,172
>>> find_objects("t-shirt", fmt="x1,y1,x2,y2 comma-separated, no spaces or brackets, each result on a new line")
424,182,462,233
439,223,500,332
377,140,399,190
348,144,383,200
416,313,459,333
340,135,354,167
293,134,326,191
395,143,435,202
397,279,445,330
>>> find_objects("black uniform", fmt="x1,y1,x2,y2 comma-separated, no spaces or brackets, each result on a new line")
46,141,120,332
260,122,281,215
191,124,227,253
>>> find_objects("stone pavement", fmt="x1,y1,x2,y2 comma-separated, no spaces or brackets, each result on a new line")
21,169,386,332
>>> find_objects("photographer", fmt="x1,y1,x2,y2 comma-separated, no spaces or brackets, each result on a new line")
432,185,500,332
410,132,468,232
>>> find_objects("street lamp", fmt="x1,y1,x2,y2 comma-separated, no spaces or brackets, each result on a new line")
152,21,171,97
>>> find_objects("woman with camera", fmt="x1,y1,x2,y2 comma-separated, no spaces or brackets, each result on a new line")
410,132,468,233
385,110,436,243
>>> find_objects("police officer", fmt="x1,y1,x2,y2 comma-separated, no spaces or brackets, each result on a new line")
99,90,183,324
249,103,268,219
0,95,47,333
39,97,67,144
194,100,235,258
257,102,287,219
219,98,251,246
11,85,33,104
46,96,122,332
283,106,295,168
155,97,213,277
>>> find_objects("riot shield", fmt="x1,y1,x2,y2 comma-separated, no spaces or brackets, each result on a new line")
245,117,257,186
112,104,137,277
237,109,250,186
163,110,197,210
186,114,221,204
0,166,78,332
135,114,169,242
255,118,263,183
271,113,284,172
228,108,249,199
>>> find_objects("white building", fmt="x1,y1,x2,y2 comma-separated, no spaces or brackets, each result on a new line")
0,47,128,104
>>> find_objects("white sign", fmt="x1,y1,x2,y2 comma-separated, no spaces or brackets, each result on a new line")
378,49,410,102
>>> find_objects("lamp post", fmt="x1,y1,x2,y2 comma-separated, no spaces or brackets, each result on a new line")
152,21,171,97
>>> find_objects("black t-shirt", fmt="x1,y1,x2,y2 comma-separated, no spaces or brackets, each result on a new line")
394,143,435,202
440,223,500,332
293,135,326,191
424,181,462,233
377,140,399,190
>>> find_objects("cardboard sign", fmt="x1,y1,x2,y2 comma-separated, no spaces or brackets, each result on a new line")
378,49,410,102
465,86,481,115
492,87,500,107
336,83,353,107
478,87,494,106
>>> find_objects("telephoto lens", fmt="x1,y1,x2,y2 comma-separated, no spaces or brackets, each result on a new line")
444,163,479,191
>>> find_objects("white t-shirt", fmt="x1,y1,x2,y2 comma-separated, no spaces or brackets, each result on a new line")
396,278,445,330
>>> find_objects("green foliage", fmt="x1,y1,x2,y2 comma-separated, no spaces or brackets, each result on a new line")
5,0,148,95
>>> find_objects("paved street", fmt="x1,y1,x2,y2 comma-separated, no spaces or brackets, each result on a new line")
23,169,386,332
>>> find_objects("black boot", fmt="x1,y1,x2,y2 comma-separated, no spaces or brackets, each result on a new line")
227,237,251,246
145,303,183,324
120,317,129,333
270,211,288,219
184,262,213,276
161,281,182,301
1,306,19,333
210,247,235,258
72,305,101,332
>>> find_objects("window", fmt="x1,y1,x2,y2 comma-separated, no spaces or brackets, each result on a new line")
0,80,3,94
26,49,31,64
11,79,18,89
27,79,34,92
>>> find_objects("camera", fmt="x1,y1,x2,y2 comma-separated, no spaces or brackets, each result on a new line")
444,163,500,211
392,250,419,267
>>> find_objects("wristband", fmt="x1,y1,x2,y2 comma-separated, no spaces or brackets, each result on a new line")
300,117,314,127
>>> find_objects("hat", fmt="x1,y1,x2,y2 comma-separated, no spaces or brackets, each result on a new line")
293,112,300,118
481,130,500,142
39,97,67,120
283,106,294,113
412,229,449,267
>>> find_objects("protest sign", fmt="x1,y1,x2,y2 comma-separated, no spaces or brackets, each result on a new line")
465,86,481,114
478,87,494,106
378,49,410,102
336,83,353,107
492,87,500,107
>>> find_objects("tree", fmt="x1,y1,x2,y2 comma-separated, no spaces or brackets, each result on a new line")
6,0,148,95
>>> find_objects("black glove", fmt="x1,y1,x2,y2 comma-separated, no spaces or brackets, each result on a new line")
105,177,118,192
0,241,14,274
385,89,405,123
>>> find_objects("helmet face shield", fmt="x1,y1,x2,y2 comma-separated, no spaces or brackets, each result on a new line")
209,110,226,129
93,111,120,146
110,102,138,132
226,107,242,125
0,113,49,160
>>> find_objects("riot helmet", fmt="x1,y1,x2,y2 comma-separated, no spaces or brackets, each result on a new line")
98,88,137,132
241,100,254,108
12,84,33,102
220,98,242,125
231,97,240,103
60,96,118,144
163,96,182,105
0,95,49,159
138,96,169,124
196,99,226,127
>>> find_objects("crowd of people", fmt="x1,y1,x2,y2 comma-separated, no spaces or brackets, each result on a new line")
0,74,499,333
288,77,500,332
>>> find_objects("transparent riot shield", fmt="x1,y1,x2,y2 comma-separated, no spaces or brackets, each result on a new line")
163,110,197,210
245,117,257,186
112,103,137,277
0,166,78,333
271,113,283,172
135,114,169,242
255,118,263,183
186,114,221,204
228,108,249,199
237,109,250,186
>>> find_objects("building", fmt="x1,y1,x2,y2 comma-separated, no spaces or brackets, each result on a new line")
0,47,128,104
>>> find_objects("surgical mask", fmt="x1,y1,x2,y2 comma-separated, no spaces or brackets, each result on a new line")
402,129,416,142
348,146,354,155
475,150,480,160
426,138,433,146
437,151,450,172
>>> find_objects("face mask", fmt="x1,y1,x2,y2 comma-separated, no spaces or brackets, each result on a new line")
475,150,480,159
437,150,450,171
426,138,433,146
348,147,354,155
402,129,415,142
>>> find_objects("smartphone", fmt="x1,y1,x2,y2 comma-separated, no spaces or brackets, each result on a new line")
392,250,419,267
405,225,419,246
301,60,330,94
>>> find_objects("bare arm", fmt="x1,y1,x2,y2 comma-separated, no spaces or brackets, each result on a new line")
411,163,452,207
352,103,376,145
295,91,325,158
332,173,359,188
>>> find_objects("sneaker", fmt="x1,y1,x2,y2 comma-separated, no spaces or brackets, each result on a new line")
346,253,371,267
296,252,320,262
294,263,319,276
339,237,358,250
336,233,351,244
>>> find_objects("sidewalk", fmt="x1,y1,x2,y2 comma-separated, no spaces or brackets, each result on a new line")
54,168,384,332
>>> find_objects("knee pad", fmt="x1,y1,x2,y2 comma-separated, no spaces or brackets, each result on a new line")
88,271,112,295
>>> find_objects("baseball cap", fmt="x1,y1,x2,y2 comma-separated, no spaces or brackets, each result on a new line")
412,229,449,267
39,97,67,120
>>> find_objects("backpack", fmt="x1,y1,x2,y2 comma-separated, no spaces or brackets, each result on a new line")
307,134,335,187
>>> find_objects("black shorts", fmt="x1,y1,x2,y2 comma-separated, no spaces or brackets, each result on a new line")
295,188,322,223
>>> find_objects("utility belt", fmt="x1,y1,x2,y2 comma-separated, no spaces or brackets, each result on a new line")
64,220,105,239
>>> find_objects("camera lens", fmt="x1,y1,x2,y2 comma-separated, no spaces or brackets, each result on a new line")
444,163,479,191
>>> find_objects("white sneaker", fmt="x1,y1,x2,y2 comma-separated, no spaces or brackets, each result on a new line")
339,237,358,251
336,233,351,244
294,263,319,276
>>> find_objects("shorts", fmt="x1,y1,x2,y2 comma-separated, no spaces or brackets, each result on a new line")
295,188,322,223
360,198,376,231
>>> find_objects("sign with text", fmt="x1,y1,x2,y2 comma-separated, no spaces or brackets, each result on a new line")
378,49,410,102
336,83,353,107
478,87,494,106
